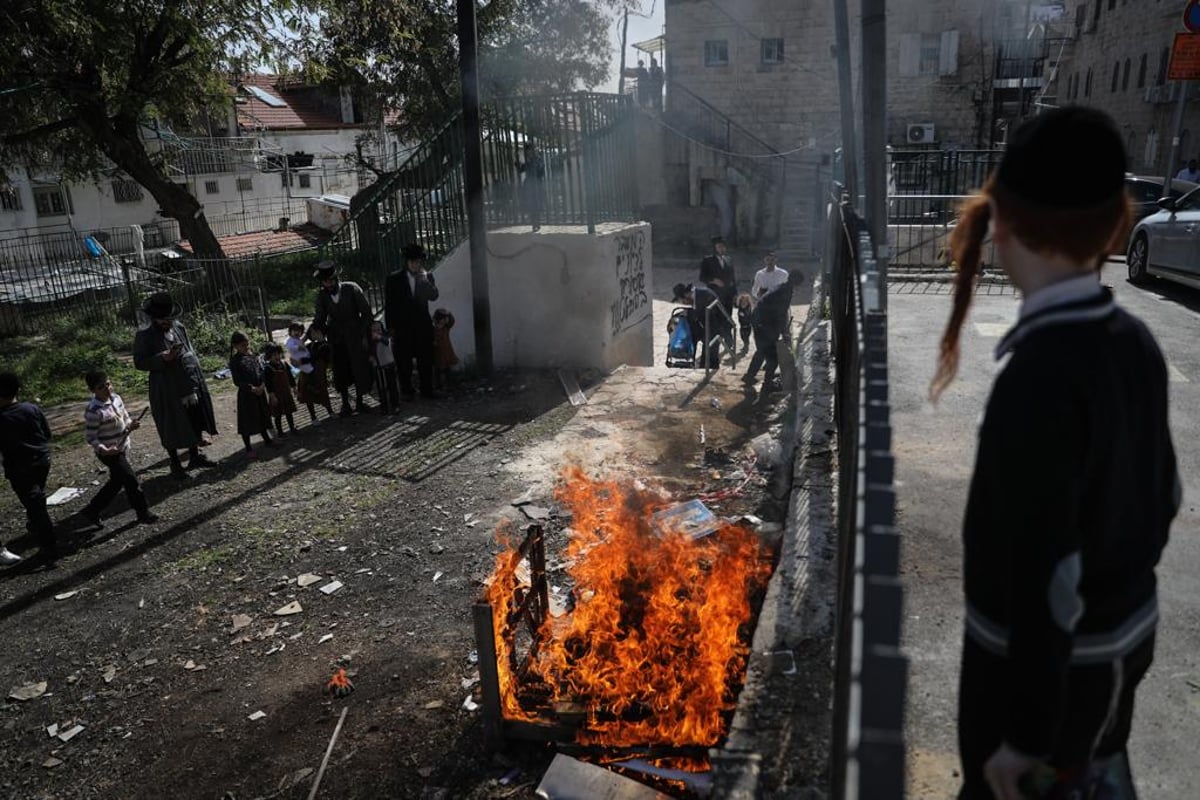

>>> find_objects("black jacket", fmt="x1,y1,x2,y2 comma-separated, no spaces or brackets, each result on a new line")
752,276,793,337
384,269,439,336
0,401,52,479
963,288,1179,757
699,253,736,292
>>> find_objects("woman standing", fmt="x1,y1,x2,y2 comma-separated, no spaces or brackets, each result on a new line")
932,108,1180,799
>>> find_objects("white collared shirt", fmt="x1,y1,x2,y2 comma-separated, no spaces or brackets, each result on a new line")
1018,273,1102,321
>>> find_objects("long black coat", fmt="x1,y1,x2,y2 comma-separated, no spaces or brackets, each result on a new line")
313,281,374,395
229,352,271,436
133,321,218,450
384,269,439,341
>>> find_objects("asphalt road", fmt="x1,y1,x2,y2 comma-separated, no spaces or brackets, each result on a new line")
890,261,1200,799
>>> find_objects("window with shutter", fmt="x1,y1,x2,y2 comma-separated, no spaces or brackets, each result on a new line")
898,33,920,77
939,30,960,76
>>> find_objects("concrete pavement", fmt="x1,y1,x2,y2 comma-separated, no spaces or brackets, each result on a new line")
891,262,1200,798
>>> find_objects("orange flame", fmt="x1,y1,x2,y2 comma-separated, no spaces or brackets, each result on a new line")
326,667,354,696
484,467,772,750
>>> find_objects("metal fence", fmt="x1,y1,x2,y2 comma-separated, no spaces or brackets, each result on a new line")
323,91,640,299
891,149,1002,197
888,194,997,273
827,198,906,800
0,243,322,337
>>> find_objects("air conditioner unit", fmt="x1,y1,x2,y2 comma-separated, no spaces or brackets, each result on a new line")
906,123,936,144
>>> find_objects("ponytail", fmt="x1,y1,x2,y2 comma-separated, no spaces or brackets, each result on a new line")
930,192,991,402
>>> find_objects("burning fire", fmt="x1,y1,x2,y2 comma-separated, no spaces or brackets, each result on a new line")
484,467,772,750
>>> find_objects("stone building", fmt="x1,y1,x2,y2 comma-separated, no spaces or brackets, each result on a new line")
1057,0,1200,175
654,1,1072,259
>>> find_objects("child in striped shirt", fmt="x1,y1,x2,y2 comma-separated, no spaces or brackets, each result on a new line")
80,369,157,528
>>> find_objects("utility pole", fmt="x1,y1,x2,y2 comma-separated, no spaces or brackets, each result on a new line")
457,0,493,375
832,0,859,203
618,7,630,98
861,0,889,309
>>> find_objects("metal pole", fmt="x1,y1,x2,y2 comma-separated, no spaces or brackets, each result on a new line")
457,0,493,375
1163,81,1190,192
617,7,630,98
832,0,860,203
861,0,889,310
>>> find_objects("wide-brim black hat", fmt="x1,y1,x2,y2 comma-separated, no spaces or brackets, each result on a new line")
142,292,182,320
313,260,341,280
402,243,426,261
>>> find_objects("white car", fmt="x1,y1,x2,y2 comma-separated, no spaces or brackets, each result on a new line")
1127,188,1200,290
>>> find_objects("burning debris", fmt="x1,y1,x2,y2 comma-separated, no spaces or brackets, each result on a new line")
478,467,773,767
326,668,354,698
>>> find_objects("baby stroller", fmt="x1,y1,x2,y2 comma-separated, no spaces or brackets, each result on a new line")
666,307,697,368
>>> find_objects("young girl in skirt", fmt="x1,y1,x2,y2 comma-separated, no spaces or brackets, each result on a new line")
432,309,459,391
263,342,297,435
296,323,335,424
229,332,273,457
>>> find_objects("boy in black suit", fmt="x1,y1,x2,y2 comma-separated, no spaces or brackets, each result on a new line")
384,243,441,400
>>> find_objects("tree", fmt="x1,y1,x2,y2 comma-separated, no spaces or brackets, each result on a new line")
0,0,311,259
314,0,624,143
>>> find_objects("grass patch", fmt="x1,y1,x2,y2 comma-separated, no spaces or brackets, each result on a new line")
169,542,238,573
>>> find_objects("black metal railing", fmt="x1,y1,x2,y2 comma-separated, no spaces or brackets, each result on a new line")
322,91,639,302
995,37,1048,80
827,198,906,800
890,149,1002,197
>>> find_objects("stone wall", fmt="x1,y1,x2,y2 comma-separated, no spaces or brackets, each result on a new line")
664,0,998,151
433,223,655,371
1058,1,1200,175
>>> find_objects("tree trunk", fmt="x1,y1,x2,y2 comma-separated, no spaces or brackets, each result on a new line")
78,112,228,261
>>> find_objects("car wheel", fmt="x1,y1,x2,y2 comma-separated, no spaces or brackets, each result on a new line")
1127,234,1151,285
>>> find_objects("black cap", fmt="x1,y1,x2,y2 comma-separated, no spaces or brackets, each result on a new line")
672,282,692,302
313,260,340,280
995,107,1126,208
402,243,426,260
711,236,725,245
142,292,181,320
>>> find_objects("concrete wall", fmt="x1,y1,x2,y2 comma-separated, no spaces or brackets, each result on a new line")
432,223,655,372
1058,1,1199,175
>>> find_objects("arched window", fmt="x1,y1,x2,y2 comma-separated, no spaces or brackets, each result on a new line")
1138,53,1148,89
1145,130,1159,169
1112,61,1120,92
1123,59,1131,91
1158,47,1170,85
1086,68,1093,97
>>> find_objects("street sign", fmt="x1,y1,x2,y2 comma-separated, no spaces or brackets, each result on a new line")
1186,0,1200,33
1169,32,1200,80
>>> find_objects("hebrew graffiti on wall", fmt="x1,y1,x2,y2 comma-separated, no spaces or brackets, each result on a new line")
611,229,649,336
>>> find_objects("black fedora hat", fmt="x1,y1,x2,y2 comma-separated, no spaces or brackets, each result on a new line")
313,260,340,280
402,243,426,261
142,292,182,320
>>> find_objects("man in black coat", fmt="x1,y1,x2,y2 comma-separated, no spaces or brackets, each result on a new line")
385,243,440,400
742,274,793,391
698,235,737,353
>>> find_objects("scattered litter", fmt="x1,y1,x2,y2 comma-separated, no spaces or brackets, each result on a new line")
499,767,522,786
212,367,232,380
46,723,58,738
46,487,85,506
767,649,798,675
326,668,354,698
102,666,116,683
53,591,78,601
423,700,444,710
650,500,723,540
230,614,253,632
336,546,348,552
138,598,145,609
273,601,303,616
510,489,535,507
259,623,279,639
521,505,551,521
319,580,343,595
431,526,445,533
467,650,479,665
318,633,334,644
8,681,47,701
462,694,479,712
461,675,479,690
183,660,207,672
354,568,371,575
297,573,323,588
430,543,446,554
57,724,85,743
466,519,480,528
432,571,444,583
463,513,474,523
709,397,722,409
557,369,587,406
536,753,665,799
699,424,706,445
739,514,764,526
265,643,286,655
248,710,267,721
42,757,63,769
142,658,159,667
289,631,304,641
280,767,314,790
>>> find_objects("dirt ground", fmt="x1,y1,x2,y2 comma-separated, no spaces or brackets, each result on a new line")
0,351,792,800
